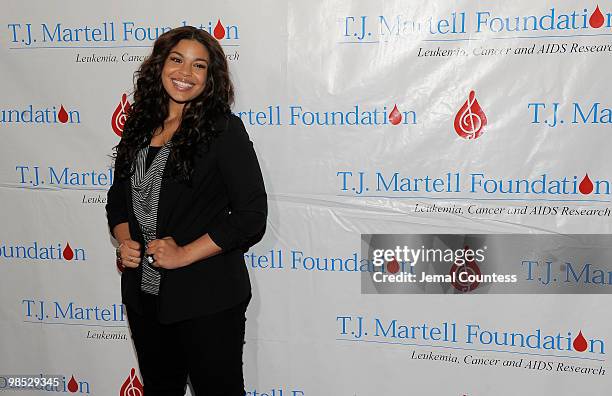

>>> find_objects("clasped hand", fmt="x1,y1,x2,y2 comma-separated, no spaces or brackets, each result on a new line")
118,237,189,270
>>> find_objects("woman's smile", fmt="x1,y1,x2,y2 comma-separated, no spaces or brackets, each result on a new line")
170,78,195,91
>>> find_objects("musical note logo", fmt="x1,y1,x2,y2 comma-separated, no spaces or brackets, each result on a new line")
119,368,143,396
111,93,132,137
454,90,487,140
449,246,482,293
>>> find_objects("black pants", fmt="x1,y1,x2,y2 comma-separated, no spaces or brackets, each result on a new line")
127,293,249,396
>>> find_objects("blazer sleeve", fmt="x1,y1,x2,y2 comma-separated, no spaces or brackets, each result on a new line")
106,174,129,239
207,116,268,252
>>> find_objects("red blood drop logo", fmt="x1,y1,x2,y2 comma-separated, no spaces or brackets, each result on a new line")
58,105,69,123
387,258,400,274
573,330,588,352
388,104,402,125
589,5,605,28
120,368,144,396
213,19,225,40
454,91,487,140
579,173,594,195
67,375,78,393
111,93,131,137
63,243,74,261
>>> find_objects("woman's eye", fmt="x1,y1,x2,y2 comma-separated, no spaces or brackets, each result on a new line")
195,64,207,69
170,57,181,63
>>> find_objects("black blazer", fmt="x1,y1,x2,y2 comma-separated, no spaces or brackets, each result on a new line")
106,114,267,323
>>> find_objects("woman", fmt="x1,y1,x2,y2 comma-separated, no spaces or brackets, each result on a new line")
106,26,267,395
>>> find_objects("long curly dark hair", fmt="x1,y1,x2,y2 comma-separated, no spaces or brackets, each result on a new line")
113,26,234,182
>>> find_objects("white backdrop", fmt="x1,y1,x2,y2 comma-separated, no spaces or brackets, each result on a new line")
1,1,611,395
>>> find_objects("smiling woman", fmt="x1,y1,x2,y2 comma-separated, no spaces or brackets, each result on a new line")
106,26,267,396
161,39,208,106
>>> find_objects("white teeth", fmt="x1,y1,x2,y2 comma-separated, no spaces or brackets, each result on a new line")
172,79,194,90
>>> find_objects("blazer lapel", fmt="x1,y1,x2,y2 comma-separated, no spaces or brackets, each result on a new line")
155,160,185,239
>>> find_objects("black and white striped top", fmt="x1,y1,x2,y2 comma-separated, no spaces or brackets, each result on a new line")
131,144,170,295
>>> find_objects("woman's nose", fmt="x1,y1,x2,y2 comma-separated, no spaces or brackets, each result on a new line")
179,63,191,76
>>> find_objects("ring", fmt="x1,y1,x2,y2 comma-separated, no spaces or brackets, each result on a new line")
146,254,155,264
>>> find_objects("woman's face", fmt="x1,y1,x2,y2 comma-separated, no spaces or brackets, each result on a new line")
161,39,209,105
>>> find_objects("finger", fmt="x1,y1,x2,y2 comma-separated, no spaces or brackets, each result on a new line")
125,247,141,256
124,240,141,250
123,257,139,268
121,254,137,263
146,241,161,254
132,256,141,266
148,239,161,248
153,259,166,269
161,237,176,247
150,255,163,268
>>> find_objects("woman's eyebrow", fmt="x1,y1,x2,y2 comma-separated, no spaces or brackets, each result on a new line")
169,50,209,63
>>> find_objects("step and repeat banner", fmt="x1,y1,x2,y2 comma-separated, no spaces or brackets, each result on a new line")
1,1,611,395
